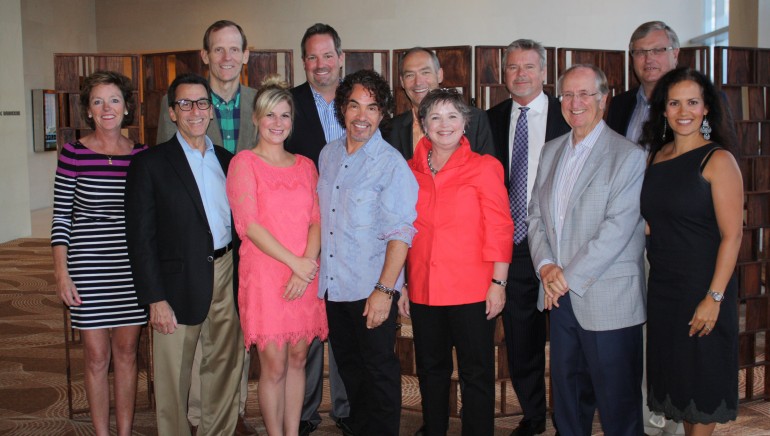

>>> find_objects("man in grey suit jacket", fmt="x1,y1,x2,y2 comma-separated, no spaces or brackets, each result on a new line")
155,20,257,436
387,47,495,159
528,65,646,435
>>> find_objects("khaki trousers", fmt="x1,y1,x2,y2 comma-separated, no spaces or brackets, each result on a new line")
152,252,244,436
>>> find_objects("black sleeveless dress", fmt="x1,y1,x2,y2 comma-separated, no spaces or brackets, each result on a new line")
640,143,738,423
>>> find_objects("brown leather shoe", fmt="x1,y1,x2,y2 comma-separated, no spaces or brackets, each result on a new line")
235,415,259,436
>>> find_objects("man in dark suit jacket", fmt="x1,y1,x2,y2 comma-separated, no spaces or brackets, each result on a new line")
284,23,352,436
486,39,570,436
388,47,495,159
607,21,680,142
606,21,684,436
126,73,243,436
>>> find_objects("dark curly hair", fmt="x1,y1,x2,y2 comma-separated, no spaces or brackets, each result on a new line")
79,71,135,130
334,69,394,128
639,67,736,157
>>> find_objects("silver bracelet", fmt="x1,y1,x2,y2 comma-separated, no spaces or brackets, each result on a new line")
375,282,399,298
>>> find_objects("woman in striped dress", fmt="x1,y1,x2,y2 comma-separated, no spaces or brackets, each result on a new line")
51,71,147,436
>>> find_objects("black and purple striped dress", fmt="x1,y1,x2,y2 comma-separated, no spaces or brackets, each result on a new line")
51,141,148,330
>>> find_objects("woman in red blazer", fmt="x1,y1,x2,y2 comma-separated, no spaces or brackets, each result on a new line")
398,88,513,435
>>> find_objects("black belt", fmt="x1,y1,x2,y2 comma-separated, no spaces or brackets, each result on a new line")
213,242,233,259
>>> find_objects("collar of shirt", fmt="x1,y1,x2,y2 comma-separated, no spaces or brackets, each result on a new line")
211,86,241,107
569,119,605,151
511,91,547,118
310,83,346,143
176,132,232,250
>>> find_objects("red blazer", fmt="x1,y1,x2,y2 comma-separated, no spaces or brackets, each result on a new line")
407,136,513,306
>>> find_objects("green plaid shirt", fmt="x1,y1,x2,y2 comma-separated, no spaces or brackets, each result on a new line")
211,88,241,153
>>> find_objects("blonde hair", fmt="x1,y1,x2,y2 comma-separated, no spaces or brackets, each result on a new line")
252,75,294,139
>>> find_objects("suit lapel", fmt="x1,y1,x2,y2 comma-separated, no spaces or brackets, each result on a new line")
237,87,256,152
500,100,513,186
541,136,569,239
299,83,326,144
164,138,210,225
400,112,415,160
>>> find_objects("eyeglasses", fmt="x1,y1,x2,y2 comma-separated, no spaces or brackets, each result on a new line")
558,91,600,102
174,98,212,111
629,47,674,58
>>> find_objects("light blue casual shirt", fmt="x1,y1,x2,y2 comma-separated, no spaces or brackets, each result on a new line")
176,132,232,250
317,130,418,302
311,84,346,143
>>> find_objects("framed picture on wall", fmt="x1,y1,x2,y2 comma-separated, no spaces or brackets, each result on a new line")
32,89,57,152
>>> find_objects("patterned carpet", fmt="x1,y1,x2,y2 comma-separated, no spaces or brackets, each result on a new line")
1,238,769,435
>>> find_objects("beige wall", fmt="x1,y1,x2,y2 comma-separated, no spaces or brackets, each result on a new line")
22,0,97,212
0,0,32,242
94,0,704,86
759,1,770,48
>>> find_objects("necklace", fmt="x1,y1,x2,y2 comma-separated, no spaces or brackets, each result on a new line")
427,149,438,175
107,155,113,165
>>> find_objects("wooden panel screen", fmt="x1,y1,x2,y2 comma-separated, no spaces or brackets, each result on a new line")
140,49,293,146
628,46,710,90
342,49,390,85
557,48,626,97
474,45,557,110
54,54,142,149
246,49,294,89
392,46,472,115
715,46,770,403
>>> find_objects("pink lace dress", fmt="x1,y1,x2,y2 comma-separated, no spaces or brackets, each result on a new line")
226,150,328,350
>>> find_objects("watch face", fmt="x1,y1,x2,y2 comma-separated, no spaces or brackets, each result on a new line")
710,291,724,302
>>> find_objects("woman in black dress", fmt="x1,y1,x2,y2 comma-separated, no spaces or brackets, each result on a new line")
639,67,742,435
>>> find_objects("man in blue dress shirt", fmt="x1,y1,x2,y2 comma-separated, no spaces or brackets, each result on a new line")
317,69,418,436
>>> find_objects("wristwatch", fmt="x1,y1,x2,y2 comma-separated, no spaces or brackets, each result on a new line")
706,289,724,302
491,278,507,287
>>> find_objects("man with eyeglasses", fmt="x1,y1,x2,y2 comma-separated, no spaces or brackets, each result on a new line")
486,39,570,436
127,73,244,436
607,21,680,142
388,47,495,160
607,21,684,436
155,19,258,436
528,64,647,435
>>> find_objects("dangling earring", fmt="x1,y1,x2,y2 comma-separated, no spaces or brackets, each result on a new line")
124,110,128,116
700,118,711,140
661,119,667,141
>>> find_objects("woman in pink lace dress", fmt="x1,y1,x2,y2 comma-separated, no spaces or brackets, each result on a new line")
226,77,328,435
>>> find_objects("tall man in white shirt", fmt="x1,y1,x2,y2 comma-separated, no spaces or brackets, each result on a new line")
487,39,569,436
